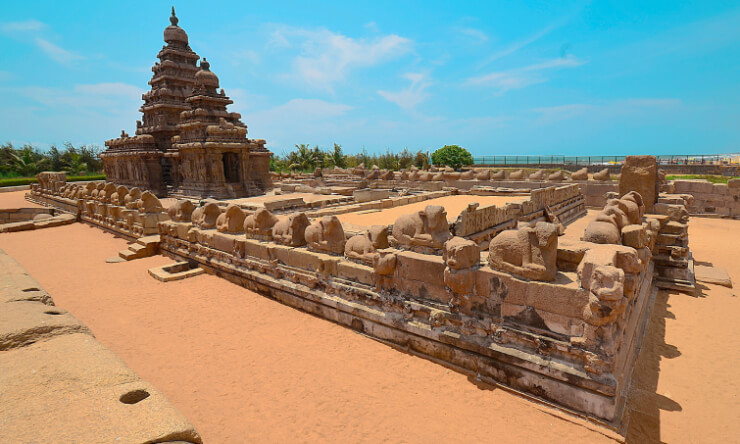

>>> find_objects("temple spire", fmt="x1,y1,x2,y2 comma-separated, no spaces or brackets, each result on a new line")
170,6,178,26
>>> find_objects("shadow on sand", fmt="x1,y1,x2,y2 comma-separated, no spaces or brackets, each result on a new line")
623,287,694,443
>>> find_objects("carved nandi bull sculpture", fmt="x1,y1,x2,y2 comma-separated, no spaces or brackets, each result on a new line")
488,222,559,281
305,216,346,255
392,205,451,250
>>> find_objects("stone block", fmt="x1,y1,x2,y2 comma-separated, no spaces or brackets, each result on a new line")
619,155,657,211
0,333,201,444
395,251,445,288
0,302,91,351
336,260,374,285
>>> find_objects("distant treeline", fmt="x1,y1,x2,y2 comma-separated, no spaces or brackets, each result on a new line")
270,143,434,172
0,142,104,179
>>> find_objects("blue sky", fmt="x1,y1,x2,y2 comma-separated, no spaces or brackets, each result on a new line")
1,0,739,157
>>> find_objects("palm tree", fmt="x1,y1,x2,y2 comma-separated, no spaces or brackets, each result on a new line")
288,144,322,171
10,148,40,177
63,152,88,176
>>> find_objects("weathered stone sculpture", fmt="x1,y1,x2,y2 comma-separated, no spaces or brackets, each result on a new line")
488,222,559,281
529,170,545,181
392,205,451,251
379,170,394,180
460,170,475,180
216,204,246,233
191,202,221,229
548,170,566,181
305,216,346,255
583,191,646,245
491,169,505,179
167,199,195,222
345,225,389,264
443,237,480,313
373,249,397,291
509,169,524,180
124,188,142,209
244,208,279,240
137,191,164,214
593,168,611,181
619,155,657,212
571,167,588,180
475,169,490,180
110,185,129,206
272,213,310,246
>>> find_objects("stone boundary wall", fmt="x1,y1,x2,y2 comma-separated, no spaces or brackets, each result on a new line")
307,190,453,218
671,180,740,217
0,208,76,233
157,198,655,429
0,249,202,443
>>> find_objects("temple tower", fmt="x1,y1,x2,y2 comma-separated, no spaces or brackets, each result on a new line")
101,8,271,198
167,59,271,198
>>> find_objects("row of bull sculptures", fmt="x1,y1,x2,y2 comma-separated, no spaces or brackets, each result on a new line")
275,165,614,182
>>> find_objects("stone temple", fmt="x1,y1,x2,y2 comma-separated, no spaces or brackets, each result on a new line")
100,8,272,199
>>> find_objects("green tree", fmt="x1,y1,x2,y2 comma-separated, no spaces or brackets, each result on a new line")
414,150,430,169
329,143,347,168
430,145,473,169
287,144,322,171
63,151,89,175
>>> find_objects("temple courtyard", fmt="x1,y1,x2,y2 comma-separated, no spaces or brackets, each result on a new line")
1,187,737,443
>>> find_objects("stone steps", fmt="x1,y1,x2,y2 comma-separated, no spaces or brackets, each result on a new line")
118,235,161,261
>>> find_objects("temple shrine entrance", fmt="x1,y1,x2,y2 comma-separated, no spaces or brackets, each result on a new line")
222,152,240,183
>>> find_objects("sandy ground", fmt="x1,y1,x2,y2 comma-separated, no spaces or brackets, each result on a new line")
0,190,42,208
338,194,526,227
1,189,738,443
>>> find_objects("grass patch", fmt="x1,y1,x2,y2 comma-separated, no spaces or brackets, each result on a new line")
665,174,739,184
0,174,106,188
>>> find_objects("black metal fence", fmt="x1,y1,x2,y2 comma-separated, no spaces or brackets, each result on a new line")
472,154,740,166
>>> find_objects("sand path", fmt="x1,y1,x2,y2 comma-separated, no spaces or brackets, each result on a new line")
337,194,526,227
2,189,738,443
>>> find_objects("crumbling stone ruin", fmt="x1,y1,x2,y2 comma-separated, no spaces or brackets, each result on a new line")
25,152,698,435
99,8,272,199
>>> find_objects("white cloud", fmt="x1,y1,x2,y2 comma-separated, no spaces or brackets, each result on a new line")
465,55,585,94
378,72,432,110
1,19,83,65
364,22,379,33
0,19,45,33
270,26,413,92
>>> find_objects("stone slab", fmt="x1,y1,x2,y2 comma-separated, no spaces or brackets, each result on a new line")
0,333,202,444
695,265,732,288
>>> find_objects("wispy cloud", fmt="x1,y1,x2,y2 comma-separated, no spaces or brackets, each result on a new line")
458,27,488,43
465,55,585,94
1,19,83,66
481,20,565,66
269,25,413,92
533,98,681,123
34,38,84,64
378,72,432,110
16,82,144,111
1,19,45,32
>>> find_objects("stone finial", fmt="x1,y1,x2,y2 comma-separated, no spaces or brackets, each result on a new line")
170,6,178,25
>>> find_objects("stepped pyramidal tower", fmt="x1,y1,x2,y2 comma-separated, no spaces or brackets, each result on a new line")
101,7,272,198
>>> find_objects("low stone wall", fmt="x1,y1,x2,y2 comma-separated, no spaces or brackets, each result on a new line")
156,190,655,429
0,208,76,233
0,249,202,443
671,180,740,217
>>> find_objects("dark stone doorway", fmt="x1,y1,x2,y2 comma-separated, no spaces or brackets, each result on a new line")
222,152,240,183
